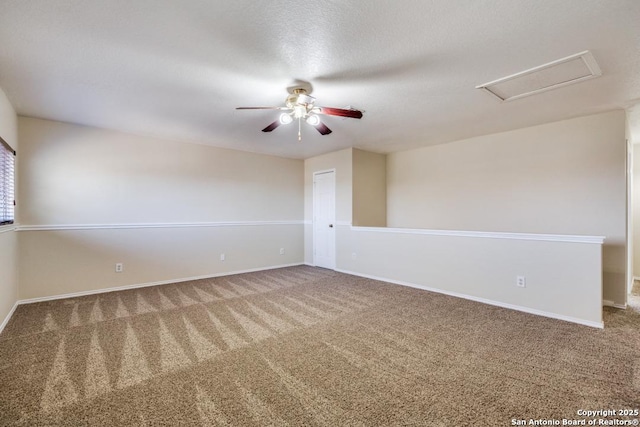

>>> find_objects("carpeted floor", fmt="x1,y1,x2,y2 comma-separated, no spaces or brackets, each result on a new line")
1,266,639,426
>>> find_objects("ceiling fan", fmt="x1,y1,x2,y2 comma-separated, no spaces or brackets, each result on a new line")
236,88,363,141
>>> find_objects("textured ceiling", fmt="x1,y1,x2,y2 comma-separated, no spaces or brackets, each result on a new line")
0,0,639,159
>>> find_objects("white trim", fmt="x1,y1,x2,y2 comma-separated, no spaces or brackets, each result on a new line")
627,139,634,296
336,221,352,227
17,263,304,305
476,51,601,102
603,300,627,310
0,224,17,234
336,268,604,329
16,220,304,232
0,301,19,335
312,168,337,176
350,226,604,244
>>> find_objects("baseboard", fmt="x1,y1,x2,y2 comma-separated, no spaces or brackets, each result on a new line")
603,299,627,309
0,301,19,335
336,268,604,329
17,263,304,305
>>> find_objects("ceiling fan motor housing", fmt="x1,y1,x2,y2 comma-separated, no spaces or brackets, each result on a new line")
286,89,315,109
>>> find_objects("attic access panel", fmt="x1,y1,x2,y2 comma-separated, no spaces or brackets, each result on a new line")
476,51,602,102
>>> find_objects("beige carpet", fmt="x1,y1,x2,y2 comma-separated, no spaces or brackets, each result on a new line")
1,266,639,426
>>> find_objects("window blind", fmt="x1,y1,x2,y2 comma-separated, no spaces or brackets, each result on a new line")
0,136,15,226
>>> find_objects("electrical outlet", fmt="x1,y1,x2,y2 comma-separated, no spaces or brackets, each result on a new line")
516,276,526,288
220,253,225,261
351,252,357,260
279,248,285,255
115,263,123,273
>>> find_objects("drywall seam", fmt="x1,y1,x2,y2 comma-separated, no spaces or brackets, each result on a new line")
336,268,604,329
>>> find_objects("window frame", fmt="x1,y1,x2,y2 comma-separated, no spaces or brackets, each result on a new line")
0,136,16,227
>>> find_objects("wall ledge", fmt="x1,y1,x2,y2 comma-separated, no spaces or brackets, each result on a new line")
350,225,605,244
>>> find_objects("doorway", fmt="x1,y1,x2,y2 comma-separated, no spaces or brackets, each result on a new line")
313,170,336,269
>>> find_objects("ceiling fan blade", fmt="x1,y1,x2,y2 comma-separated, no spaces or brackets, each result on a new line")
315,106,363,119
314,121,332,135
236,106,289,110
262,120,281,132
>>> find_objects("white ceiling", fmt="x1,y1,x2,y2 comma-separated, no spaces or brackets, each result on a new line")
0,0,639,159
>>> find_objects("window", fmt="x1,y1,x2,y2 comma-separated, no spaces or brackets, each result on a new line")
0,136,15,226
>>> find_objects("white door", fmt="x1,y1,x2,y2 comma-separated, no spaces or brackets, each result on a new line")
313,171,336,269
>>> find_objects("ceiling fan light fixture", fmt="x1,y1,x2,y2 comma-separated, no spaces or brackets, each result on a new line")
306,115,320,126
236,85,363,140
279,113,293,124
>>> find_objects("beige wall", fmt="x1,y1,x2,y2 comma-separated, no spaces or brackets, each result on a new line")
0,86,18,329
19,118,302,225
304,148,352,264
387,111,627,305
302,112,620,325
19,225,303,299
17,117,304,299
338,228,603,326
7,107,625,325
352,149,386,227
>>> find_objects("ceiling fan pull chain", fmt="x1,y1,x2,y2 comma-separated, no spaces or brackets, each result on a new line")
298,117,302,142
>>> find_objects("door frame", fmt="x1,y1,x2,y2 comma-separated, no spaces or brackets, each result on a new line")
627,139,634,297
312,169,337,269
